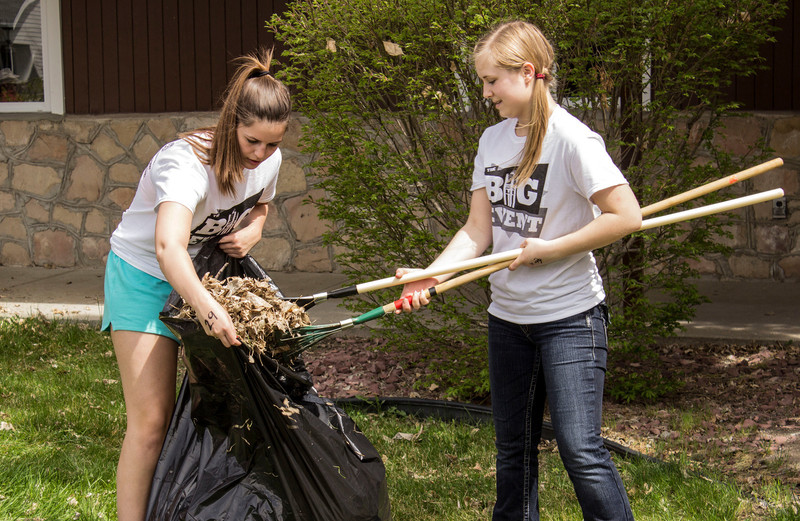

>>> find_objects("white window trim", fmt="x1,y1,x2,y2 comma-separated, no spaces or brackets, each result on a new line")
1,0,64,115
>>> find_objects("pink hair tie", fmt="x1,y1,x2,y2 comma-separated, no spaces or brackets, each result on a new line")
536,73,546,79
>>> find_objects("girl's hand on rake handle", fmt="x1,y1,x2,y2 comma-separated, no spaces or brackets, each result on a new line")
393,261,513,314
394,268,437,313
509,238,553,270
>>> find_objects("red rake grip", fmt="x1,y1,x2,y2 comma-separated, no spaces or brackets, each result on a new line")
393,294,417,310
382,261,510,315
392,287,438,310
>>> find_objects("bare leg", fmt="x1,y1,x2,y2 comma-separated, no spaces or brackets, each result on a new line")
111,329,178,521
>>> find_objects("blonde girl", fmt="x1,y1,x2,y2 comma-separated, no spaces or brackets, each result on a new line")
397,21,639,520
101,49,291,521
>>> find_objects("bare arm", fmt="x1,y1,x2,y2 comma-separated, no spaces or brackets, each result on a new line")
396,189,494,311
508,183,641,270
155,202,241,347
218,202,268,258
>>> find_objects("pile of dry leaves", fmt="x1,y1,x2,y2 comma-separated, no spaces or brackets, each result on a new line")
174,274,310,357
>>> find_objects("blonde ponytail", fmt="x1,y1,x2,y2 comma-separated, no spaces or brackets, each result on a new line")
474,21,555,186
514,72,552,186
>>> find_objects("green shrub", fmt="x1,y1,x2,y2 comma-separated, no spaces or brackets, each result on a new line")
550,1,785,351
271,0,785,400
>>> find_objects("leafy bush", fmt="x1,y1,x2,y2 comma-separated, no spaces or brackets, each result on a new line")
271,0,505,394
271,0,785,399
549,1,785,351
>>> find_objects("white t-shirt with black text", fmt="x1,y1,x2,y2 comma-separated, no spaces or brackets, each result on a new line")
471,106,628,324
110,137,280,280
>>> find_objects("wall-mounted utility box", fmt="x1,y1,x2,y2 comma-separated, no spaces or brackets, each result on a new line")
772,196,788,219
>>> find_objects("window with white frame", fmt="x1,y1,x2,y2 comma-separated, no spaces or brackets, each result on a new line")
0,0,63,114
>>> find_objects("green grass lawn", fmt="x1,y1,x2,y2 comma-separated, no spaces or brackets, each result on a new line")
0,317,798,520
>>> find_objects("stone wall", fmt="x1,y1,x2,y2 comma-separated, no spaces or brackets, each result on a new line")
0,112,334,272
0,111,798,279
695,113,800,280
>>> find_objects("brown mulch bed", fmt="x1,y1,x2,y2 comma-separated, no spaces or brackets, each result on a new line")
302,335,800,494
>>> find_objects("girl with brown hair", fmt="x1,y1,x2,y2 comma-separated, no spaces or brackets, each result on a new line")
101,49,291,521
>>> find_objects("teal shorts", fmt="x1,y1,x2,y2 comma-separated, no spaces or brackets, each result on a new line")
101,251,180,342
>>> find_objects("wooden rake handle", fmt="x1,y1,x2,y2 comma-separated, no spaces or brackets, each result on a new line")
384,260,513,313
639,188,784,231
640,158,783,217
374,187,786,315
378,187,785,289
358,161,783,294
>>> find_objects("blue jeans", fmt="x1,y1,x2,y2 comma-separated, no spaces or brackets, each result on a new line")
488,305,633,521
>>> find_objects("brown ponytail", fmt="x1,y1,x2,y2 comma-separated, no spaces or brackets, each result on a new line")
181,47,292,196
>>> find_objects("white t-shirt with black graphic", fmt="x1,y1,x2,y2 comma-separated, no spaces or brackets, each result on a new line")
471,106,628,324
110,137,280,281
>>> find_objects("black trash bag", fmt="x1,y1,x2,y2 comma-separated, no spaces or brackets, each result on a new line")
146,242,391,520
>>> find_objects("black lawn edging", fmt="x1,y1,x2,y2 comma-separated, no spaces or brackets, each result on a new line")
332,396,661,463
